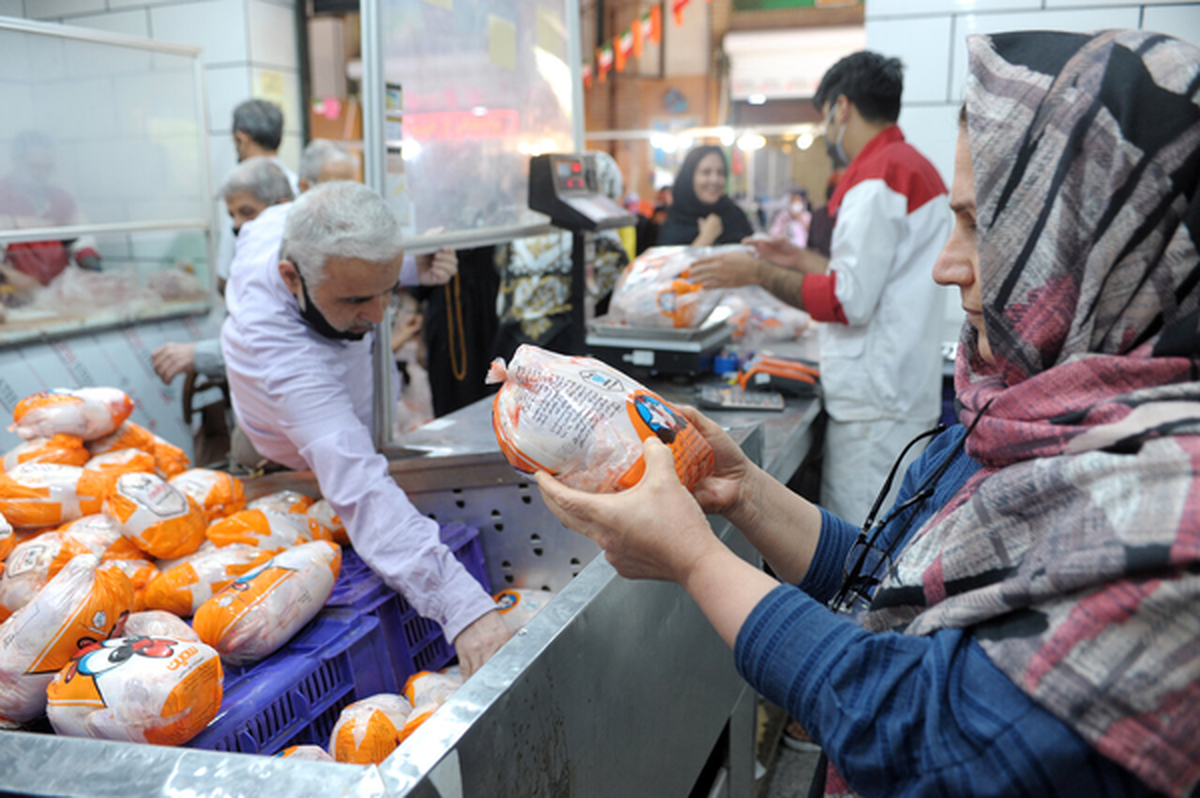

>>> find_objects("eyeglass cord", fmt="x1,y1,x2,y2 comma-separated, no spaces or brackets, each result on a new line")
830,399,994,613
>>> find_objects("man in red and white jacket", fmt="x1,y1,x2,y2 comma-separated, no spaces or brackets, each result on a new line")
691,52,950,526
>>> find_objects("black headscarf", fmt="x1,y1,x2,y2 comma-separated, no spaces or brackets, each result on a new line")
658,146,754,246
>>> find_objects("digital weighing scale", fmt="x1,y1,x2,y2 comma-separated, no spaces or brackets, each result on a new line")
585,306,735,378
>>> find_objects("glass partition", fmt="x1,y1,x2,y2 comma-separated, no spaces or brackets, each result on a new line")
0,17,213,346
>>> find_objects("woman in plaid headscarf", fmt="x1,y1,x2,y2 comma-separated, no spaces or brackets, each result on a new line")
538,30,1199,796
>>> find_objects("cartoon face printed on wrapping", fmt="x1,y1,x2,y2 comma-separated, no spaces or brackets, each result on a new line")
59,636,178,706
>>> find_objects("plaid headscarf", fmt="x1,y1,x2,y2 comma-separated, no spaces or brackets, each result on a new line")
861,31,1200,796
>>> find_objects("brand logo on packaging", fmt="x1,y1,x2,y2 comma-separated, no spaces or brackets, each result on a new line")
579,370,623,392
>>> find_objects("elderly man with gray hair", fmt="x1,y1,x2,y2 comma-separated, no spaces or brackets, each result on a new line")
298,139,357,192
221,182,509,677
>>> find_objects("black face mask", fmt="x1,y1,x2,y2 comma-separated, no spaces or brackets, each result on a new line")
295,269,368,341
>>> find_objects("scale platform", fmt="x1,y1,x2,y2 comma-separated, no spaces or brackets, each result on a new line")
585,309,734,376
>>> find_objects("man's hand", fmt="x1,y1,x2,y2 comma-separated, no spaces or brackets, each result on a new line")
150,341,197,384
453,610,511,679
416,248,458,286
744,235,803,270
390,313,422,353
687,250,763,289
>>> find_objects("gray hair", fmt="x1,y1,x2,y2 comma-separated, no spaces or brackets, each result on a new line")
281,182,402,287
300,139,356,184
232,99,283,151
220,156,294,205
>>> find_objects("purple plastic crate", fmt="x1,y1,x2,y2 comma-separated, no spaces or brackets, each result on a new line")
186,608,394,755
325,522,491,688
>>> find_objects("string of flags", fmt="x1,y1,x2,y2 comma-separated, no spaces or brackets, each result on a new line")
583,1,711,89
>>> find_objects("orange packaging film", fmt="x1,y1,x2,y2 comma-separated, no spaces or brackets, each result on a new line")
169,469,247,523
282,745,335,762
86,421,156,457
398,669,462,743
57,514,145,562
98,559,159,612
487,345,714,493
0,554,133,724
145,544,272,617
150,435,190,479
306,499,348,546
192,540,341,666
105,473,206,560
1,435,89,473
0,464,115,529
605,246,728,329
11,388,134,442
329,693,412,764
46,635,223,744
246,490,314,515
0,513,13,564
121,610,201,643
494,589,556,634
83,449,157,476
205,508,328,551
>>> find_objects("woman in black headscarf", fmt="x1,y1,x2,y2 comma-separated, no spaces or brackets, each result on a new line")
658,145,754,246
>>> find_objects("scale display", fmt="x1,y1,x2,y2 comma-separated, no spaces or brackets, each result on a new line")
529,153,635,232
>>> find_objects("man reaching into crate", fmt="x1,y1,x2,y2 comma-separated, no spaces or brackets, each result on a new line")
220,181,511,677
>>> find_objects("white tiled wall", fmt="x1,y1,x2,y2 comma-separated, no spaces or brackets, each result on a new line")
2,0,303,457
866,0,1200,341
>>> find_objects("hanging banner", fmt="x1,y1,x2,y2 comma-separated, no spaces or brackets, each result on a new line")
582,63,593,90
672,0,691,26
614,29,634,72
597,44,614,82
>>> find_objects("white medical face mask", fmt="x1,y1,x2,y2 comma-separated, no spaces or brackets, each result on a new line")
825,104,849,170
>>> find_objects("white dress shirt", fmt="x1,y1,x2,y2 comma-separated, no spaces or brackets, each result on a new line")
220,204,494,642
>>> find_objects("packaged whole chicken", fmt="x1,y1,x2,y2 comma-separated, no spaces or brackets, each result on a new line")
306,499,349,546
0,512,13,563
10,388,134,441
488,345,715,493
150,434,190,479
717,285,813,345
169,469,246,523
206,508,332,551
86,422,190,478
0,554,133,725
83,449,157,476
57,514,145,562
1,434,89,473
105,472,207,560
98,559,159,612
281,745,336,762
493,589,556,634
122,610,201,643
0,463,115,529
246,490,314,515
399,669,463,743
192,540,342,666
605,246,729,329
46,634,223,744
153,540,217,573
144,544,273,617
0,532,92,621
329,693,412,764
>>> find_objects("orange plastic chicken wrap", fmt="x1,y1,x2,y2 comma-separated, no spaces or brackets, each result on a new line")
1,435,89,473
0,464,115,529
169,469,247,523
306,499,349,546
10,388,134,441
122,610,201,643
98,558,159,612
105,472,207,560
494,589,556,634
329,693,413,764
144,544,273,617
193,540,341,666
87,422,190,478
246,490,314,514
83,449,157,476
46,635,223,744
0,554,133,725
399,669,462,743
0,531,92,621
282,745,335,762
0,512,13,564
605,246,729,329
487,345,714,493
205,508,332,551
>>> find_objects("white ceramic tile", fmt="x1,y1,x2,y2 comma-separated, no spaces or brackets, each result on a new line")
151,0,248,66
209,131,238,192
866,16,954,104
897,102,960,187
36,75,121,141
110,0,206,7
1047,0,1189,6
866,0,1040,19
950,7,1143,99
0,1,26,17
250,65,301,135
24,0,104,20
204,65,252,134
1143,5,1200,49
248,0,297,69
69,9,151,38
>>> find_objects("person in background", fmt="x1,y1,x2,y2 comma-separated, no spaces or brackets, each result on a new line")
0,130,101,287
767,187,812,250
298,139,357,192
151,157,294,385
658,145,754,247
538,29,1200,797
215,100,299,285
221,182,507,676
689,52,950,528
804,178,838,258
